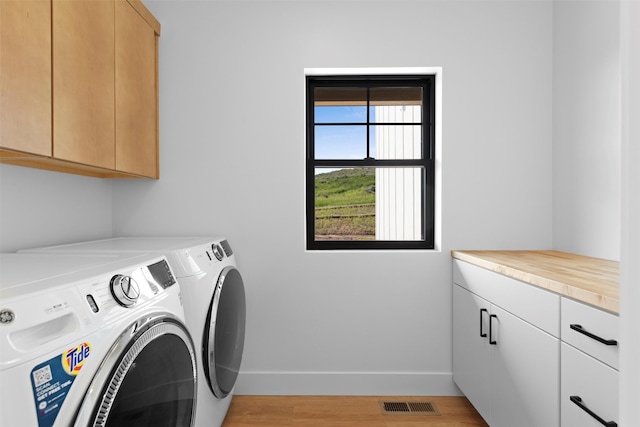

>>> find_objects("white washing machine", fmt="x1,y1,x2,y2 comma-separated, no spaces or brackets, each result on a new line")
0,252,197,427
22,237,246,427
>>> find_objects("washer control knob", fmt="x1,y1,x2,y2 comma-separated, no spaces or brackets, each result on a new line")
110,275,140,307
212,244,224,261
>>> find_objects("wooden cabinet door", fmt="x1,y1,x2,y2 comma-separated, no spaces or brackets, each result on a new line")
52,0,115,169
0,0,51,156
452,284,491,424
490,304,560,427
115,0,158,178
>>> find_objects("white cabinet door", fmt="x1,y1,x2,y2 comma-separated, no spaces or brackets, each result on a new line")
561,298,619,369
453,281,560,427
453,284,491,423
561,343,619,427
490,304,560,427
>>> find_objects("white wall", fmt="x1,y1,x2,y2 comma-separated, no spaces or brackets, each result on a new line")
3,0,631,400
619,0,640,424
0,164,112,252
553,1,639,422
113,0,553,394
0,0,634,406
552,0,621,260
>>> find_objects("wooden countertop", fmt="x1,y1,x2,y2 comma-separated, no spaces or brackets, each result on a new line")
451,250,619,314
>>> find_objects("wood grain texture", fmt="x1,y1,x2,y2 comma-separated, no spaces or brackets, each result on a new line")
222,395,488,427
451,250,619,313
0,149,153,178
1,0,161,179
52,0,115,169
126,0,160,35
115,0,158,178
0,0,52,156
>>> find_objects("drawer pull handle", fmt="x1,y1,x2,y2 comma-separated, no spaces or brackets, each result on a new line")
489,314,497,345
570,324,618,346
569,395,617,427
480,308,488,338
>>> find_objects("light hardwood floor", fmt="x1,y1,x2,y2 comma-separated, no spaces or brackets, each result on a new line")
222,396,488,426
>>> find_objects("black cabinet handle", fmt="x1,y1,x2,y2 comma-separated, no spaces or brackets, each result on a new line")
480,308,488,337
570,396,617,427
570,324,618,346
489,314,497,345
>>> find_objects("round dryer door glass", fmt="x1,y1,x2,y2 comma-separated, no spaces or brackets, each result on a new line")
80,317,197,427
204,266,246,398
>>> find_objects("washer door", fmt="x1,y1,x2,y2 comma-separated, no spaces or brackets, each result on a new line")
75,315,197,427
203,266,246,398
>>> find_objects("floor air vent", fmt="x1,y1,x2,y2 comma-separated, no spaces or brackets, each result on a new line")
380,401,440,416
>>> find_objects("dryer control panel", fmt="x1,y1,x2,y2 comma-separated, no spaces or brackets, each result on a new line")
82,258,177,316
166,240,234,278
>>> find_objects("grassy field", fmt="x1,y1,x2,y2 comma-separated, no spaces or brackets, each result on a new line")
314,168,375,239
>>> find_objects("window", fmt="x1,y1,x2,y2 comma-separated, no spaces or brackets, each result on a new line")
306,74,436,250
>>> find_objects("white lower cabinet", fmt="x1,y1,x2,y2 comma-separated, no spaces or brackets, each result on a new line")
452,256,620,427
453,284,491,421
560,297,619,427
561,343,618,427
453,260,560,427
490,303,559,427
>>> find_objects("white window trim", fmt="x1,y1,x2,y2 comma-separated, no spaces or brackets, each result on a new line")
303,67,442,252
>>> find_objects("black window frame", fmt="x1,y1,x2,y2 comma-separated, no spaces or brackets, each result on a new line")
306,74,436,250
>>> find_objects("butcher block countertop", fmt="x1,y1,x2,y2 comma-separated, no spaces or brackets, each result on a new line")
451,250,620,314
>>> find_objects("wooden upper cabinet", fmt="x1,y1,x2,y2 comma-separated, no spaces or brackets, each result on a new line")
0,0,52,156
0,0,160,179
53,0,115,170
115,0,159,178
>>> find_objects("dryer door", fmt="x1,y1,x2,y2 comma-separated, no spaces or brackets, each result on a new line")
203,266,246,398
75,315,197,427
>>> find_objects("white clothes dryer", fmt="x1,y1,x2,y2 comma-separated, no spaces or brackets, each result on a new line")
22,237,246,427
0,252,197,427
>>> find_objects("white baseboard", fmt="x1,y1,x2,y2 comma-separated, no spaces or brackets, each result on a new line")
234,371,462,396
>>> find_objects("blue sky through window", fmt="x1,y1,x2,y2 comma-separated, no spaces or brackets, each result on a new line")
314,106,377,164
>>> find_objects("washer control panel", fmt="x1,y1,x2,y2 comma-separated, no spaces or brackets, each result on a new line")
85,258,176,313
110,275,140,307
211,244,224,261
145,259,177,289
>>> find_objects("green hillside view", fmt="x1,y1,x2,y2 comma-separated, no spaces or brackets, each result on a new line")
314,168,376,240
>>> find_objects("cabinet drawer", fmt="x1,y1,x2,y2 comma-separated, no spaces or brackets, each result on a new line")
561,343,618,427
453,260,560,337
561,297,618,369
